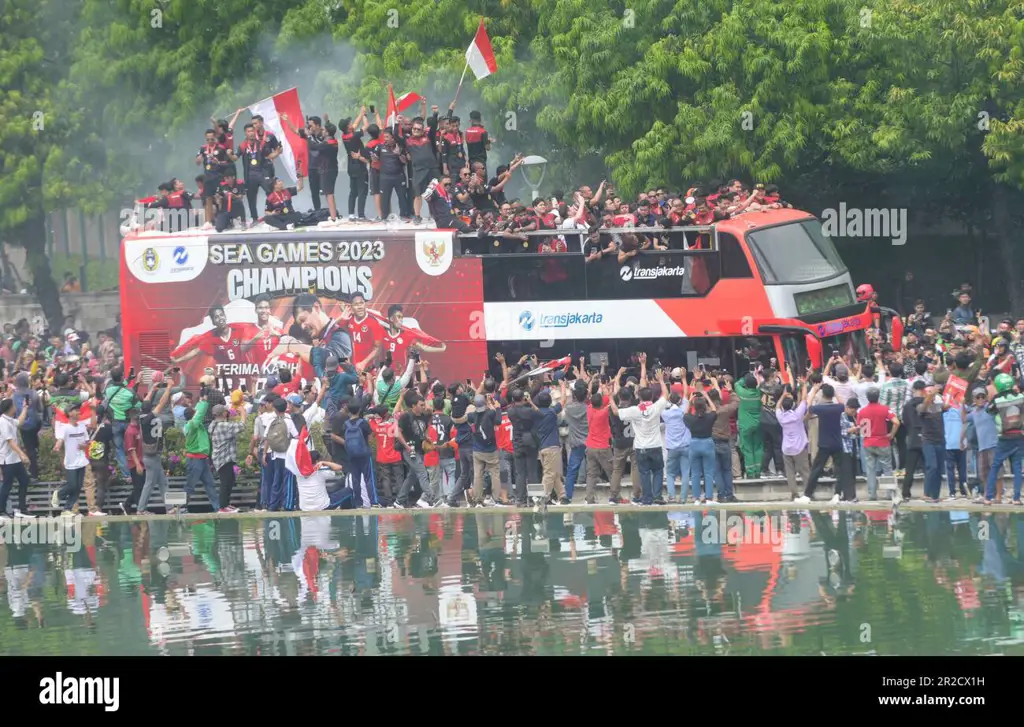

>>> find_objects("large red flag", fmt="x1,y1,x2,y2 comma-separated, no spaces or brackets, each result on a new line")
248,88,309,182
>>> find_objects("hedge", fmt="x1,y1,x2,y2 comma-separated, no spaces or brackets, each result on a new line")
34,414,329,483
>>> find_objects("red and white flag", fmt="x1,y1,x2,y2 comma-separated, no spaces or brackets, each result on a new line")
285,426,318,478
248,88,309,183
513,355,571,382
396,91,424,113
465,19,498,80
384,85,400,130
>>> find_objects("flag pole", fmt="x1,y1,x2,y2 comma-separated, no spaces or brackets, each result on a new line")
452,62,470,109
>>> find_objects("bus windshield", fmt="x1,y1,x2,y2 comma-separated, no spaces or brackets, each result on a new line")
782,330,870,377
746,220,847,285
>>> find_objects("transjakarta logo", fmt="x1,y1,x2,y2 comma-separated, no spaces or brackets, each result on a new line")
619,264,686,281
519,310,603,331
173,246,188,265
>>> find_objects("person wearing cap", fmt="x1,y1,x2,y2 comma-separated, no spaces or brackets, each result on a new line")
182,391,219,513
132,374,176,515
209,403,244,513
102,367,140,481
733,373,763,479
964,388,1001,501
171,390,191,428
982,373,1024,505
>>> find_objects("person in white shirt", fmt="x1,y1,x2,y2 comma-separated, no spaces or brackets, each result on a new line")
293,451,352,511
247,396,279,512
610,369,670,505
268,398,300,511
0,397,33,518
51,404,95,515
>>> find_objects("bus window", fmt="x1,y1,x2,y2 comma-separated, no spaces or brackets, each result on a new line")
719,233,753,279
745,220,847,284
781,336,808,377
822,330,869,363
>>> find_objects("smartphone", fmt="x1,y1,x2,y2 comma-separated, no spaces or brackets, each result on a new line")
172,366,180,373
240,383,247,392
369,104,375,114
128,367,135,379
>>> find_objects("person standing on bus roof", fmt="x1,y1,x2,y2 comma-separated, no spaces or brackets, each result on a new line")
280,112,327,213
196,128,232,227
465,110,490,176
237,122,276,223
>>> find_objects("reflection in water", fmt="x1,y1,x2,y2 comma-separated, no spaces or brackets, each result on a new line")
2,510,1024,655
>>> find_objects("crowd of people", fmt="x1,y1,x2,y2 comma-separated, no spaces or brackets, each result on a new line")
0,276,1022,518
131,102,792,245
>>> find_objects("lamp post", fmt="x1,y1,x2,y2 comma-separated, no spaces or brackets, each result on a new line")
520,155,548,201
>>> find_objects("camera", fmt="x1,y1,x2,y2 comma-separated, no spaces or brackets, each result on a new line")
409,349,421,362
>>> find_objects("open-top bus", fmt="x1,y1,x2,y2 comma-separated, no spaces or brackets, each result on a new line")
119,208,883,389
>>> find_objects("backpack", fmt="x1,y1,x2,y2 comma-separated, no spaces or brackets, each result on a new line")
345,418,369,458
13,390,39,430
266,417,291,453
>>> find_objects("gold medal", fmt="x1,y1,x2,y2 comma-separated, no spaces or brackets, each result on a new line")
250,158,258,166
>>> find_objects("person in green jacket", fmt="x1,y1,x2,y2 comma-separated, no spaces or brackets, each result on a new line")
182,398,220,512
734,373,764,478
104,368,141,480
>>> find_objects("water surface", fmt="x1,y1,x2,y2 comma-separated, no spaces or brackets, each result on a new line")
2,509,1022,656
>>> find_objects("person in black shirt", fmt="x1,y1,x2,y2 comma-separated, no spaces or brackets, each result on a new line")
281,112,329,213
507,388,538,506
377,129,409,220
319,120,341,221
423,174,475,233
406,117,442,223
264,178,302,230
366,125,383,220
197,128,233,225
328,408,350,479
214,170,247,232
339,110,370,220
426,398,456,501
465,110,490,175
440,116,467,178
395,393,438,508
237,123,277,222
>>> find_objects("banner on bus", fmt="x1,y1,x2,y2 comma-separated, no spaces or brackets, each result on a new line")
120,230,486,390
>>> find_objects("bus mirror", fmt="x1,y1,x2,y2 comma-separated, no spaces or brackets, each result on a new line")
890,316,904,348
805,335,823,370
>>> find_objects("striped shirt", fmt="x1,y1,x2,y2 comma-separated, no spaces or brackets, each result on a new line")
880,378,909,411
840,412,858,455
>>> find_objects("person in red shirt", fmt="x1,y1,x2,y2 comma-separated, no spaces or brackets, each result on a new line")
343,292,385,372
378,304,446,371
368,406,403,506
495,409,515,499
271,368,302,398
584,391,615,504
855,387,900,500
171,306,260,366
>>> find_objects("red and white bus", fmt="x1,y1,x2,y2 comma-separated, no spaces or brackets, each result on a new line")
119,208,885,389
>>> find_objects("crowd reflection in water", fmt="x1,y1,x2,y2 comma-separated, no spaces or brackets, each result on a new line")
2,510,1024,655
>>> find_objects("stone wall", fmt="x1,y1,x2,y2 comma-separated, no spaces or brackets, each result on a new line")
0,291,120,336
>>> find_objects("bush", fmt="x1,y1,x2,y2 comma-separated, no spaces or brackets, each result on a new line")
33,413,328,482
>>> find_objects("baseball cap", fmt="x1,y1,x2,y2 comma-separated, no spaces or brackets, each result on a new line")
172,392,185,404
286,393,303,406
670,367,682,379
150,371,165,384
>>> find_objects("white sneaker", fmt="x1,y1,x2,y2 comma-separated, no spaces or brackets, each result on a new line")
50,491,60,509
61,510,76,518
415,498,431,509
13,510,34,520
88,510,105,517
794,496,812,505
829,494,841,505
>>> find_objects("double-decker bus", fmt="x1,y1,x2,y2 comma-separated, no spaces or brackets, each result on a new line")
119,208,882,389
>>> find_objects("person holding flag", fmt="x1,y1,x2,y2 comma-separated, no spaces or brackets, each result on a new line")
286,419,353,511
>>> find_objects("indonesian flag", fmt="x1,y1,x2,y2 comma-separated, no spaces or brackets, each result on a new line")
465,19,498,80
513,355,572,382
285,425,317,478
247,87,309,183
385,85,400,130
396,91,424,113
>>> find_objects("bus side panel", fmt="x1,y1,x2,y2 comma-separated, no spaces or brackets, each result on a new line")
119,233,487,389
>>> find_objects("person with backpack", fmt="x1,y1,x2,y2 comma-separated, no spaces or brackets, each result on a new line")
265,397,299,511
343,399,377,508
133,376,176,515
182,394,220,513
209,404,244,513
103,367,141,480
11,372,42,478
982,373,1024,505
84,405,114,516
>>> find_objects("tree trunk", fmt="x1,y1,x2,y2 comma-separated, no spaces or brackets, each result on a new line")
991,183,1022,314
16,213,65,334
